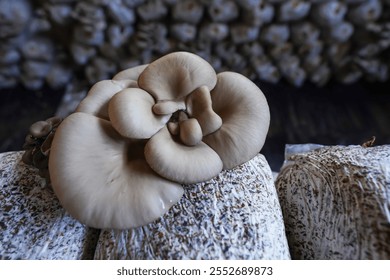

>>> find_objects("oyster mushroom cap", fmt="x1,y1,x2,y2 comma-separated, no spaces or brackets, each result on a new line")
203,72,270,170
145,127,223,184
108,88,170,139
49,112,183,229
76,79,137,120
138,52,217,101
112,64,149,81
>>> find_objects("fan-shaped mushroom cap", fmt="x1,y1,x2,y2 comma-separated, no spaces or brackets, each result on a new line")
203,72,270,170
144,127,223,184
49,112,183,229
108,88,170,139
112,64,148,81
138,52,217,101
76,79,137,120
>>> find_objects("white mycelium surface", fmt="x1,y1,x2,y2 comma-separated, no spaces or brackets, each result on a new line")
94,154,290,260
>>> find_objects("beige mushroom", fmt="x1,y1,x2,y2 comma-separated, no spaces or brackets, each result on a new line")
108,88,171,139
76,79,137,120
186,85,223,136
203,72,270,170
138,52,217,101
49,112,183,229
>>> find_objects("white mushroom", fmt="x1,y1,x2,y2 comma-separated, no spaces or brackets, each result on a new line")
138,52,217,101
49,112,183,229
203,72,270,170
144,127,223,184
76,79,137,120
108,88,170,139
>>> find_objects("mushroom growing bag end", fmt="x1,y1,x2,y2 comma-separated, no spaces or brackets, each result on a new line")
48,52,271,229
276,144,390,259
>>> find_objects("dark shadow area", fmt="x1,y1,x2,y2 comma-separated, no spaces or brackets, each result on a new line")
0,86,64,152
260,80,390,171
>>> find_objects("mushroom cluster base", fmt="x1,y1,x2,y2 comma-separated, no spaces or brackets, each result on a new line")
276,144,390,260
0,152,99,260
94,153,290,260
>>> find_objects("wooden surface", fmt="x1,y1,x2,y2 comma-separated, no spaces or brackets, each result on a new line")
1,80,389,171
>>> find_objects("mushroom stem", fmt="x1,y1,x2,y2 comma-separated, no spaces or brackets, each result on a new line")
179,118,203,146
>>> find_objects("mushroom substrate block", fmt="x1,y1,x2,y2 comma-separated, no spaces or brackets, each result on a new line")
275,144,390,260
94,153,290,260
0,151,99,260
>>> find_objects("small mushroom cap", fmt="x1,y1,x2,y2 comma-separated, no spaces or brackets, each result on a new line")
179,118,203,146
186,85,223,136
145,126,223,184
29,121,51,138
203,72,270,170
112,64,149,81
108,88,170,139
49,112,183,229
138,52,217,101
76,79,137,120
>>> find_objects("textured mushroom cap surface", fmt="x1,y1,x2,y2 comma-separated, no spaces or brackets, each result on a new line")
145,127,223,184
204,71,270,169
138,52,217,101
76,79,137,120
94,154,291,260
49,112,183,229
108,88,170,139
276,144,390,260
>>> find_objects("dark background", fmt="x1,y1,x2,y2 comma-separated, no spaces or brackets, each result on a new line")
1,80,389,171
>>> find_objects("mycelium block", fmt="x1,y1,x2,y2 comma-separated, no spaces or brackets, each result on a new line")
276,144,390,260
94,154,290,260
0,152,98,260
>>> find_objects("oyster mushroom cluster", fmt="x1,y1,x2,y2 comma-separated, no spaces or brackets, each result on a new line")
48,52,270,229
